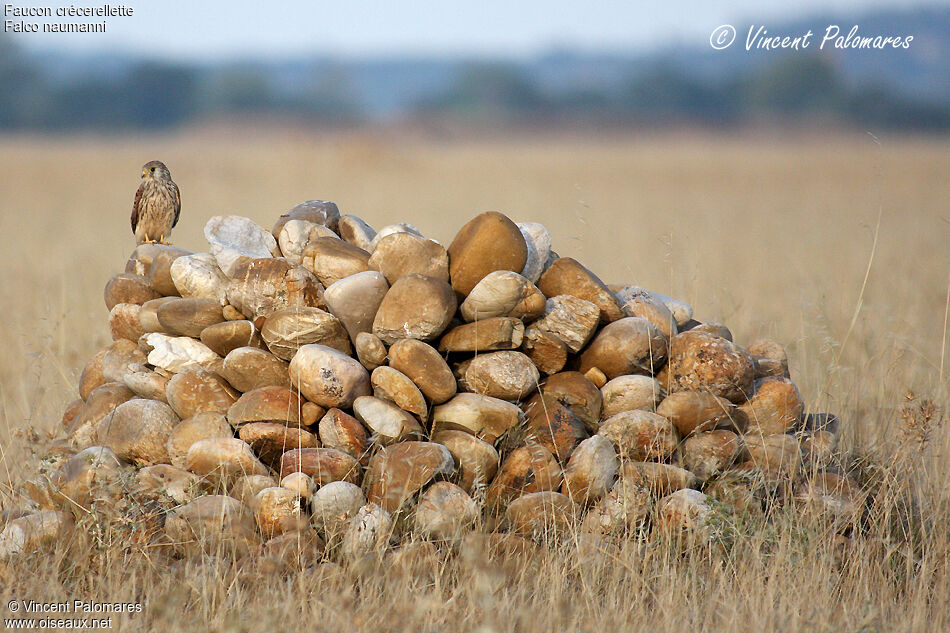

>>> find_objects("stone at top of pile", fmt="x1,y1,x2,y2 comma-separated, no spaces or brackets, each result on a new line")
1,200,856,563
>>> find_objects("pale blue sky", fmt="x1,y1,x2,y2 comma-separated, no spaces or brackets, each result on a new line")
8,0,947,59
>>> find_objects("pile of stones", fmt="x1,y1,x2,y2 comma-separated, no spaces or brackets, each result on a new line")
0,202,859,564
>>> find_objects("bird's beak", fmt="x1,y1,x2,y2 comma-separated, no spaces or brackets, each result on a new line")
142,170,148,178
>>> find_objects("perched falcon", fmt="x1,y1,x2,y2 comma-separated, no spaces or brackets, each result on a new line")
131,160,180,244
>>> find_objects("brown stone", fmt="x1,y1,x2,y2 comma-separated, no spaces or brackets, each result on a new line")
542,371,603,433
323,271,389,340
138,296,178,333
301,401,324,427
165,368,239,419
289,344,371,408
465,351,540,401
438,317,524,352
691,322,733,341
78,348,109,400
581,479,652,535
620,462,697,497
164,495,259,555
656,390,735,436
682,430,739,481
301,237,371,287
655,489,712,537
505,491,577,538
364,441,455,513
253,487,307,539
521,327,568,375
388,338,456,404
310,481,366,537
226,258,325,321
260,306,351,360
98,399,179,466
537,258,623,324
372,274,457,344
149,246,192,296
371,366,428,418
104,273,160,311
663,331,755,404
166,411,233,469
230,474,278,508
530,295,600,353
186,438,270,485
600,375,663,422
523,393,588,462
560,435,618,505
280,472,317,499
447,211,528,296
368,232,450,284
155,298,226,337
738,377,803,436
122,365,170,402
271,200,340,237
578,317,668,380
239,422,319,468
61,398,84,431
485,444,562,508
109,303,145,341
337,214,376,250
431,430,499,495
598,410,679,461
137,464,206,504
354,332,388,371
352,396,425,445
125,243,172,276
68,383,136,449
743,434,801,481
318,408,371,463
100,339,148,383
220,347,291,392
430,393,520,443
459,270,545,322
227,386,305,428
619,290,678,339
585,367,608,388
200,320,262,357
413,482,478,540
279,447,361,485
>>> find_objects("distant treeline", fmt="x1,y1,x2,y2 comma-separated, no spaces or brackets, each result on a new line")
2,37,948,132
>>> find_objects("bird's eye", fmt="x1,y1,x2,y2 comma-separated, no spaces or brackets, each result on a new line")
150,167,155,173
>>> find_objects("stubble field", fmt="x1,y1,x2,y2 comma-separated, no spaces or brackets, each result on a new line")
0,129,947,632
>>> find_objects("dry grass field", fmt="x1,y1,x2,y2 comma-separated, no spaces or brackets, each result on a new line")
0,129,948,631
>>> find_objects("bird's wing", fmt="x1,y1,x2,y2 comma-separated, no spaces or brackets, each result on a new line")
131,182,144,233
172,181,181,228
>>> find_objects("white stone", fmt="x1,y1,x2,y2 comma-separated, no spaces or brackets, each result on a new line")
368,223,424,252
279,219,339,265
204,215,280,278
169,253,230,305
517,222,552,283
145,333,221,374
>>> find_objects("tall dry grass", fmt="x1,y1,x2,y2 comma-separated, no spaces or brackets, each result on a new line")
0,129,947,632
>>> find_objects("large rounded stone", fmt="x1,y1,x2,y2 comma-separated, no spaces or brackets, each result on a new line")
157,298,226,337
169,253,230,304
560,435,618,505
205,215,280,278
522,394,588,462
260,306,351,360
68,383,135,449
239,422,319,468
430,393,521,443
438,317,525,353
337,214,377,251
354,332,388,370
537,258,623,324
310,481,366,537
220,347,291,392
533,295,601,354
227,386,305,428
363,441,455,513
431,430,500,495
352,396,424,445
100,339,148,383
368,232,450,284
505,492,577,539
0,511,74,559
388,339,456,404
104,273,160,311
742,434,801,481
318,408,370,464
485,444,562,509
656,489,712,537
137,464,206,504
98,399,179,466
447,211,527,296
254,487,307,538
137,296,179,333
372,274,457,345
226,258,325,321
165,368,239,419
78,348,109,400
737,377,803,436
414,482,477,540
122,365,170,402
597,410,679,462
279,447,361,484
465,351,540,401
618,288,678,339
459,270,545,322
289,344,371,408
167,411,233,469
145,334,221,375
517,222,551,283
301,237,371,287
271,201,340,238
164,495,259,555
371,366,428,418
620,462,697,497
278,219,338,265
581,480,652,535
109,303,145,341
578,317,668,379
664,331,755,404
186,438,270,485
542,371,603,433
521,327,568,375
600,375,663,421
230,474,278,508
656,391,736,436
682,430,739,481
323,271,389,340
148,246,192,296
199,320,262,357
340,504,393,562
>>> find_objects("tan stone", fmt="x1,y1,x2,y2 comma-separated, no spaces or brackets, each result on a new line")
485,444,562,508
597,410,679,462
337,214,376,251
109,303,145,341
368,232,450,284
98,399,179,466
271,201,340,238
743,434,801,481
125,243,177,277
186,438,270,485
748,339,789,367
430,393,520,443
414,482,477,540
280,472,317,499
278,219,338,266
227,386,305,428
156,298,225,337
301,401,324,427
68,383,135,449
290,344,371,408
542,371,603,433
138,297,178,333
585,367,608,388
165,368,239,419
169,253,230,304
164,495,259,555
438,317,524,353
61,398,84,431
664,331,755,404
226,258,325,321
560,435,618,505
46,446,127,511
260,306,351,360
754,355,790,379
738,377,803,436
600,375,663,422
691,322,733,341
318,408,370,464
521,327,567,375
230,474,278,508
522,393,588,462
137,464,205,504
578,317,668,379
323,271,390,340
459,270,545,322
464,351,540,401
372,274,457,344
517,222,551,283
254,487,307,538
388,338,456,404
144,334,221,375
148,246,191,296
340,504,393,562
220,347,291,392
371,366,428,418
200,320,262,357
239,422,319,468
431,430,499,495
505,492,577,538
352,396,425,445
581,479,652,535
104,273,160,311
619,289,678,339
122,365,170,402
530,295,600,353
656,489,712,537
354,332,388,371
537,258,623,324
621,462,697,497
167,411,234,469
364,441,455,513
0,511,74,560
447,211,527,296
310,481,366,537
279,447,361,485
656,391,735,436
78,348,109,400
682,430,739,481
301,237,371,288
100,339,148,383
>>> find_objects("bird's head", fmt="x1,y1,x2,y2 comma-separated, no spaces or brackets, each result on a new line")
141,160,170,181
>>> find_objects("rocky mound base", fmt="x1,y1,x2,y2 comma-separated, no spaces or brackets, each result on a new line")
0,202,859,566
